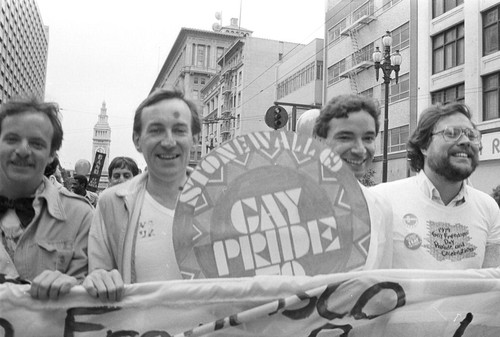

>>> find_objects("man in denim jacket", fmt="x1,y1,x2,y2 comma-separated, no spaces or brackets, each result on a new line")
0,97,93,299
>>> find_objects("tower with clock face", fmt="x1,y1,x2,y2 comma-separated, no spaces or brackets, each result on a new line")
92,101,111,174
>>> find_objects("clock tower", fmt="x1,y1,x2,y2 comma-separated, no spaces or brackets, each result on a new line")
92,101,111,174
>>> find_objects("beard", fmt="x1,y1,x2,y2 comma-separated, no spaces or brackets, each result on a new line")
427,151,478,182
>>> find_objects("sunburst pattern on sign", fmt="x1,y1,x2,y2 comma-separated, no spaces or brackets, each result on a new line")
173,131,370,278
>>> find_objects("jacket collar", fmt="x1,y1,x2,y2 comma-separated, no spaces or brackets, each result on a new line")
114,171,149,198
34,177,66,221
114,167,194,199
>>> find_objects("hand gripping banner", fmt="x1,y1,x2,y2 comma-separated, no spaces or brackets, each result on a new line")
1,269,500,337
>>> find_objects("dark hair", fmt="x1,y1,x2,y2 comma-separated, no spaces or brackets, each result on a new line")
314,94,381,138
0,96,63,153
407,102,474,172
44,155,60,177
72,174,88,188
492,185,500,208
108,156,139,177
133,86,201,137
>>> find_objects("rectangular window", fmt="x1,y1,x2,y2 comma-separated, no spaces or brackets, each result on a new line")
433,0,463,18
391,22,409,51
197,45,206,67
483,72,500,121
431,83,464,105
359,87,374,97
353,0,374,22
380,125,409,153
316,61,323,80
355,43,374,64
206,46,211,68
432,23,464,74
327,59,346,86
483,6,500,56
381,73,410,104
192,44,196,65
328,19,346,43
216,47,224,61
383,0,401,11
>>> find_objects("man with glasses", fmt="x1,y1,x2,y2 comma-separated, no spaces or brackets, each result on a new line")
372,102,500,269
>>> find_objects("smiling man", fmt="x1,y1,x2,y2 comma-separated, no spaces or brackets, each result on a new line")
84,87,201,301
310,94,393,270
371,102,500,269
0,97,93,299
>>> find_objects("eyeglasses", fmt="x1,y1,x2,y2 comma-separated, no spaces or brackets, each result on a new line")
432,126,482,145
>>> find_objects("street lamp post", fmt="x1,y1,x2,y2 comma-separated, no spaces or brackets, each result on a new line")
372,31,402,183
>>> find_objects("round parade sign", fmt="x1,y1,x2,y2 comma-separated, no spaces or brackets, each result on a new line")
173,130,370,279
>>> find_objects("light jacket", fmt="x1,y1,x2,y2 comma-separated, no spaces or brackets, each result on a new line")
0,177,93,281
88,172,148,283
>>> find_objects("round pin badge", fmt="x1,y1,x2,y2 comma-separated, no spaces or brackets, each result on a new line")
402,213,418,228
173,130,371,279
404,233,422,250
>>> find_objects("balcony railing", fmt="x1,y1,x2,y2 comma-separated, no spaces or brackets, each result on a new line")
339,55,372,78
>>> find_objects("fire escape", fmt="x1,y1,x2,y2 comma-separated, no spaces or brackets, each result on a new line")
339,9,376,94
221,69,236,143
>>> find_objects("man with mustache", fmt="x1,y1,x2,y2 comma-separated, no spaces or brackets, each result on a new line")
371,102,500,269
0,97,93,299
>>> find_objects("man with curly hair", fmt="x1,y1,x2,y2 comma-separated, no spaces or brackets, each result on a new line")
307,94,393,270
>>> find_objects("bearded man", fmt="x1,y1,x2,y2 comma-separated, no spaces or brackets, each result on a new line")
371,102,500,269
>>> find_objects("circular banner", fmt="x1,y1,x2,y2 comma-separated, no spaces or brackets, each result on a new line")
173,130,370,279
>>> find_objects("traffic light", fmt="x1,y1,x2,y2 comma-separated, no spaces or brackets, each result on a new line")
273,107,283,128
265,105,288,130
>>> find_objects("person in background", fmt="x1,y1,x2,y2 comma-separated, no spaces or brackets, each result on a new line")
371,102,500,269
44,154,64,189
83,86,201,301
107,156,139,187
295,109,320,139
71,174,98,207
492,184,500,209
0,97,93,299
308,94,393,270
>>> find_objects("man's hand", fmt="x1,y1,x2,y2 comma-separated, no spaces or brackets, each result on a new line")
30,270,77,300
83,269,124,302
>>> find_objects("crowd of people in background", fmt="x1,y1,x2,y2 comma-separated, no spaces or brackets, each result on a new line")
0,86,499,302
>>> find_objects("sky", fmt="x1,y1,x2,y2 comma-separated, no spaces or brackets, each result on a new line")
36,0,325,171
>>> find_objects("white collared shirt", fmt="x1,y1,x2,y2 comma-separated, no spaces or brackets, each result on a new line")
415,171,466,207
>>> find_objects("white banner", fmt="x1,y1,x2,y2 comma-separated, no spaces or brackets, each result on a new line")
1,269,500,337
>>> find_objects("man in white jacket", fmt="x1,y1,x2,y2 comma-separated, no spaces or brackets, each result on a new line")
371,102,500,270
83,87,201,301
298,94,393,270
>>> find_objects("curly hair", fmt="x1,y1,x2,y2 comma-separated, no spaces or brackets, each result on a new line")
407,102,474,172
313,94,380,139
